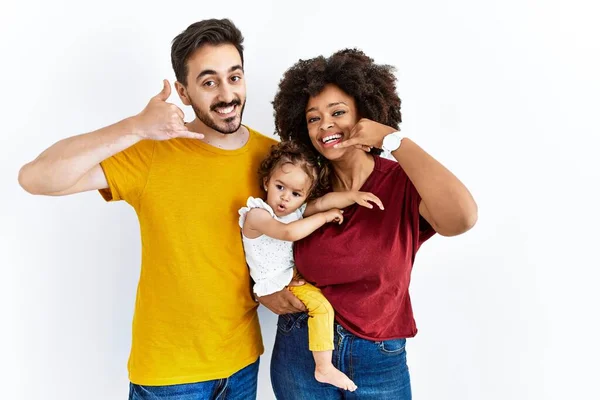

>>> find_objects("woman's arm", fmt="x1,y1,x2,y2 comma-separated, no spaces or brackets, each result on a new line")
304,191,383,217
391,138,477,236
243,208,343,241
335,119,478,236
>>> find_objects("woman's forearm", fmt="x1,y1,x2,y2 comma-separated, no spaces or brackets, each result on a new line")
392,138,478,236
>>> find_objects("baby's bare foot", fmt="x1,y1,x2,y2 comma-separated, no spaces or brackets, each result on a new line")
315,364,358,392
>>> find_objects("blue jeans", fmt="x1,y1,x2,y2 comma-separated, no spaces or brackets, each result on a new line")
271,313,411,399
129,358,259,400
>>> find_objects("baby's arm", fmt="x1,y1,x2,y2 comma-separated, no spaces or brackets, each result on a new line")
304,191,384,217
243,208,344,242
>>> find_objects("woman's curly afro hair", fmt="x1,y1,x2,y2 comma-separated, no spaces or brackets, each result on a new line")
273,49,402,155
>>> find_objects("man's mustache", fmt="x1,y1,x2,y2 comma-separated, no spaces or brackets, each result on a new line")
211,99,242,111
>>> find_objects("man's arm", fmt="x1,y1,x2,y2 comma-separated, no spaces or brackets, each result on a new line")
19,121,141,195
18,80,202,196
304,191,384,217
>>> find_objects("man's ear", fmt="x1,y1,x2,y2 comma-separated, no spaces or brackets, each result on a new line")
174,81,191,106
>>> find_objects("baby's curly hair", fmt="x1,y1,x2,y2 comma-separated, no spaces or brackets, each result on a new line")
273,48,402,150
258,140,329,200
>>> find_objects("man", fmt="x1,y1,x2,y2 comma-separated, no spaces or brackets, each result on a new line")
18,18,305,399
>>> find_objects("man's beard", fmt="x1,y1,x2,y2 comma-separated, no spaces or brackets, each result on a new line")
191,98,246,134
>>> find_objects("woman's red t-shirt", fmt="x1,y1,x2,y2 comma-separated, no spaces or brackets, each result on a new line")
294,156,436,340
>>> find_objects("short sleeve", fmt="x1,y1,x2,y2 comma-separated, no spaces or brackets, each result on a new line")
98,139,156,207
296,203,307,219
238,197,275,228
396,165,436,248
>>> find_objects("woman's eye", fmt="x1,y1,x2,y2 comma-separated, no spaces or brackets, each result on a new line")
333,110,345,117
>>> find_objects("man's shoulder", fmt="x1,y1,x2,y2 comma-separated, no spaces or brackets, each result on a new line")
247,126,279,149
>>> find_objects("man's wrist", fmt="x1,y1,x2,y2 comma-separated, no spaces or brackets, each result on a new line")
125,116,146,139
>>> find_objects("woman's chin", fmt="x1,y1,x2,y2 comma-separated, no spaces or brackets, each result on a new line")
320,147,361,162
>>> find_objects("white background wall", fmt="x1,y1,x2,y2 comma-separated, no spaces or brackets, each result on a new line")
2,0,599,399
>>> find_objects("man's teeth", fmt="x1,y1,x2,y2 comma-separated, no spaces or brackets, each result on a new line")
322,134,342,143
216,105,235,114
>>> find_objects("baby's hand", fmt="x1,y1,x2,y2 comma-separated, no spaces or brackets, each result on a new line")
324,209,344,225
352,191,384,210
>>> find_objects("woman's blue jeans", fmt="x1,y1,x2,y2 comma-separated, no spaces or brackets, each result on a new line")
271,313,412,399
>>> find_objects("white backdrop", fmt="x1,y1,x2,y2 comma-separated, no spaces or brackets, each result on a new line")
2,1,599,399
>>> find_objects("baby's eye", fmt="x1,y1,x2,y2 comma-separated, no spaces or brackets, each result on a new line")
276,185,284,190
292,192,301,197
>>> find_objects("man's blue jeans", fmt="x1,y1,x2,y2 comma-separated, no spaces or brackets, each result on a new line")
129,358,259,400
271,313,412,399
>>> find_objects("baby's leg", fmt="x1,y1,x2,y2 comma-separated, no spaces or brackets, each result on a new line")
289,284,357,392
313,350,357,392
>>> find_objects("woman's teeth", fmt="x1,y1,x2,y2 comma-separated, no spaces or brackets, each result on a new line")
322,134,342,143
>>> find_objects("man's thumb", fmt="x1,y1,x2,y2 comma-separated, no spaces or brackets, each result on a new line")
154,79,171,101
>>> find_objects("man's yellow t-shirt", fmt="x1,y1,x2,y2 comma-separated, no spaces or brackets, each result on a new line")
99,126,276,385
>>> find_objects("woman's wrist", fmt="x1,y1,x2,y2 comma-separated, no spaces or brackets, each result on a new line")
389,137,412,160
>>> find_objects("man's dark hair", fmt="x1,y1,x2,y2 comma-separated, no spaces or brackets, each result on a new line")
171,19,244,86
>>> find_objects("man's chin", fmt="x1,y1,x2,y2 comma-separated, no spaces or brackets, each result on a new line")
214,117,242,134
195,109,243,134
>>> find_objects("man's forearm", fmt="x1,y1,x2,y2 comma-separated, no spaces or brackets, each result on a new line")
18,117,142,194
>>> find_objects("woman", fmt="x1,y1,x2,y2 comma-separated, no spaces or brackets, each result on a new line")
269,49,478,399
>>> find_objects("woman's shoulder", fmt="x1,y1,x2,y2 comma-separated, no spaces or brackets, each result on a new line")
374,155,405,175
368,155,413,192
